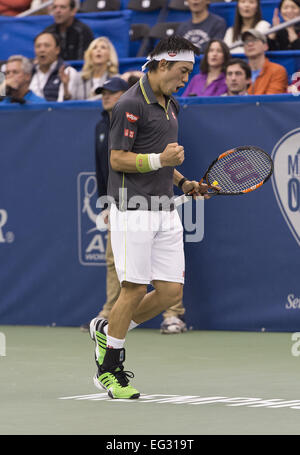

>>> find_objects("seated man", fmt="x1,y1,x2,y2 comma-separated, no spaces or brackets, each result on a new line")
0,0,31,16
242,29,288,95
42,0,94,61
222,58,251,96
176,0,227,53
30,32,79,101
0,55,44,104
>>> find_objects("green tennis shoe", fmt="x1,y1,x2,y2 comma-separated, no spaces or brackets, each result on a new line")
89,317,108,367
94,347,140,399
94,369,140,399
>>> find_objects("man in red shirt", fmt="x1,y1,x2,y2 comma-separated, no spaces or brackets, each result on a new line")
0,0,31,16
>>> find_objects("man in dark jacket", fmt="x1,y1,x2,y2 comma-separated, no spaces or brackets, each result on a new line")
94,77,129,201
43,0,94,60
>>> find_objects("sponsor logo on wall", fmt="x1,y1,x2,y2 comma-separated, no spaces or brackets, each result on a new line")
285,294,300,310
0,209,14,244
272,128,300,247
77,172,107,266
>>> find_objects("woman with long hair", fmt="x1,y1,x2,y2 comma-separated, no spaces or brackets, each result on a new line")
75,36,119,100
182,39,230,97
224,0,270,53
268,0,300,50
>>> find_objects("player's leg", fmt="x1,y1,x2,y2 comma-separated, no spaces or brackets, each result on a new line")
93,282,146,399
91,205,154,399
132,280,183,325
107,281,147,340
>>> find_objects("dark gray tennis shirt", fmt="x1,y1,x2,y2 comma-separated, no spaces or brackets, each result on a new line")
107,74,179,211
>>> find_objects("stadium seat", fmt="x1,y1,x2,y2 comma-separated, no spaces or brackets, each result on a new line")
168,0,189,11
130,23,151,40
149,21,181,39
128,0,167,12
79,0,121,12
129,23,151,56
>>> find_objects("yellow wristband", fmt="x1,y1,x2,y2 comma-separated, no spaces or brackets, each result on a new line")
136,154,152,173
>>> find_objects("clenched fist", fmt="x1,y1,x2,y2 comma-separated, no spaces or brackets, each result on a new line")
160,142,185,167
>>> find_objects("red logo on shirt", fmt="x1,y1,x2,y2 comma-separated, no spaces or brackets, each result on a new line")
124,128,135,138
126,112,139,123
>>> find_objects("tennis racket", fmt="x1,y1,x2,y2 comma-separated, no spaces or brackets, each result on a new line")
175,145,273,206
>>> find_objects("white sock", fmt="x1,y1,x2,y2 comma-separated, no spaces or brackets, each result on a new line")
106,334,125,349
128,320,139,331
104,320,138,336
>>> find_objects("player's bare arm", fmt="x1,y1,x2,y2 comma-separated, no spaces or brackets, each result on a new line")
173,169,211,199
110,142,185,173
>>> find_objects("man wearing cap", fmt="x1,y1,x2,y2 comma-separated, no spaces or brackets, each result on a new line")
242,29,288,94
89,36,212,400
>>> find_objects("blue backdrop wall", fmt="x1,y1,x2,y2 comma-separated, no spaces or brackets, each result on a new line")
0,95,300,331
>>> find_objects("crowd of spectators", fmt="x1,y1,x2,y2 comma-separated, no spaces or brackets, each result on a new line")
0,0,300,104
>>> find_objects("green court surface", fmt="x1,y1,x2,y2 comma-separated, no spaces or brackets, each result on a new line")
1,325,300,435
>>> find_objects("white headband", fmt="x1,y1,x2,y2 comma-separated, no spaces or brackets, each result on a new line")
142,50,195,71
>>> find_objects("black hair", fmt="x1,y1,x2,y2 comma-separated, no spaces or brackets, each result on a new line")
127,75,140,87
53,0,76,8
200,39,230,74
233,0,263,42
34,31,60,48
225,58,251,79
147,35,200,72
279,0,300,7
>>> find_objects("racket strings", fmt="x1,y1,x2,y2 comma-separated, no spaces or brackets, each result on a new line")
206,148,272,194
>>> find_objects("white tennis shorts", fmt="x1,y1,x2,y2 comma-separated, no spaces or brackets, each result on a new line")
110,204,185,285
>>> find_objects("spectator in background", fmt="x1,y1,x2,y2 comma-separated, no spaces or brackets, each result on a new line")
268,0,300,50
0,0,31,16
222,58,251,96
176,0,227,53
74,37,119,100
182,39,230,96
30,32,79,101
242,29,288,94
0,55,44,104
224,0,270,53
43,0,94,60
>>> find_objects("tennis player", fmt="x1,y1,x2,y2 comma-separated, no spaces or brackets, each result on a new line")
90,36,210,399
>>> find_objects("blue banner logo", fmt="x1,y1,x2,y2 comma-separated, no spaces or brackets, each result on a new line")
272,128,300,247
77,172,107,266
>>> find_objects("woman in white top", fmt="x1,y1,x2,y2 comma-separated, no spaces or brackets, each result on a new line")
224,0,271,53
74,36,119,100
